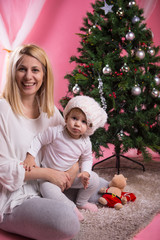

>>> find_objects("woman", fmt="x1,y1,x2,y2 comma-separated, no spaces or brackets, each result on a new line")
0,44,108,240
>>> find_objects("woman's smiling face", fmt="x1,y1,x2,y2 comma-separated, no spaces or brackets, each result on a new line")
15,54,44,98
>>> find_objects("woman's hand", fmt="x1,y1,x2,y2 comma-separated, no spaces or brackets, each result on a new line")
47,168,71,192
66,162,79,186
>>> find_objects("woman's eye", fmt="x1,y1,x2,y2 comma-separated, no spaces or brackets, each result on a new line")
32,68,39,72
18,67,26,72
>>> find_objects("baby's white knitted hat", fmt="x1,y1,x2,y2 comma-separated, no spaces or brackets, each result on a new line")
63,95,107,136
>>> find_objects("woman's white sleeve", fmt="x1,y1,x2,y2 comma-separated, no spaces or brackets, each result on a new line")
0,115,25,192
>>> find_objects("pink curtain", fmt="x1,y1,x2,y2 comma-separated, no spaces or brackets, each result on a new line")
0,0,45,90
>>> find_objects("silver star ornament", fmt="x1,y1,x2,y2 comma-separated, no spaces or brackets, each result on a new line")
101,2,113,15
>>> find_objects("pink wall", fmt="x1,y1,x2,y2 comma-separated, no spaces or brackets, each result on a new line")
23,0,160,108
0,0,159,163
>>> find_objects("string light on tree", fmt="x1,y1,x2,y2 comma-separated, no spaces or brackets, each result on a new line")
88,24,97,34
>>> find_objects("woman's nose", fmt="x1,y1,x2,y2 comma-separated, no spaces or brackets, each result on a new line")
25,70,32,79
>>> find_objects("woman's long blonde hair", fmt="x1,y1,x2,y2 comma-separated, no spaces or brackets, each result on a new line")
2,44,54,118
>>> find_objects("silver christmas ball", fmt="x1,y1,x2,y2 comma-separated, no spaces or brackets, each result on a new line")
121,63,130,72
135,49,145,60
103,64,112,75
72,84,81,94
154,76,160,86
131,85,141,96
147,47,155,56
126,31,135,41
128,1,136,7
132,16,140,24
151,88,159,98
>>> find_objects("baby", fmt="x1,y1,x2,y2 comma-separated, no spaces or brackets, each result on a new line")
23,95,107,220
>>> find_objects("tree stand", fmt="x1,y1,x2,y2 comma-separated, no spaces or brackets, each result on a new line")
92,145,145,174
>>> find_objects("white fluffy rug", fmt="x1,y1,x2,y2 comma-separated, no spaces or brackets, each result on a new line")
73,158,160,240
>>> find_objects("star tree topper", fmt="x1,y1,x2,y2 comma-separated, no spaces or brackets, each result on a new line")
101,1,113,15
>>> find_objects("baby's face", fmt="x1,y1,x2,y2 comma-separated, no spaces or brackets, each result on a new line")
65,108,88,139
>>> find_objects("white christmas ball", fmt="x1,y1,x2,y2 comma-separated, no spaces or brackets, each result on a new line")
148,47,155,56
126,31,135,41
103,64,112,75
151,88,159,98
131,85,141,96
154,76,160,86
72,84,81,94
136,49,145,60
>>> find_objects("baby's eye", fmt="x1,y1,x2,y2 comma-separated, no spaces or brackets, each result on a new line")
82,120,87,124
72,116,77,120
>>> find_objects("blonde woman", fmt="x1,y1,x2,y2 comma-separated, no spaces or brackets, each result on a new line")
0,44,80,240
0,44,109,240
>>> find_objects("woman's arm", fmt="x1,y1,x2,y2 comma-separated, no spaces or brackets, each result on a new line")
66,162,79,186
24,162,79,191
24,167,71,192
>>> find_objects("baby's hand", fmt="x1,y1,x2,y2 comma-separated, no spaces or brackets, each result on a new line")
21,153,37,171
78,171,90,189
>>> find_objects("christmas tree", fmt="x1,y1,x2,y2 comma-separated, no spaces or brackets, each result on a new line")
60,0,160,162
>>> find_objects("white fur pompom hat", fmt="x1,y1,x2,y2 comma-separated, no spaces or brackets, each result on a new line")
63,95,107,136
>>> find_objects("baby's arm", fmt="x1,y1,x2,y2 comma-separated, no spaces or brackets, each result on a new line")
78,171,90,189
22,153,37,172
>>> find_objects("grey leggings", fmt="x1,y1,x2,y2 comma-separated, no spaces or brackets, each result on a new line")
40,171,100,209
0,177,108,240
0,197,80,240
